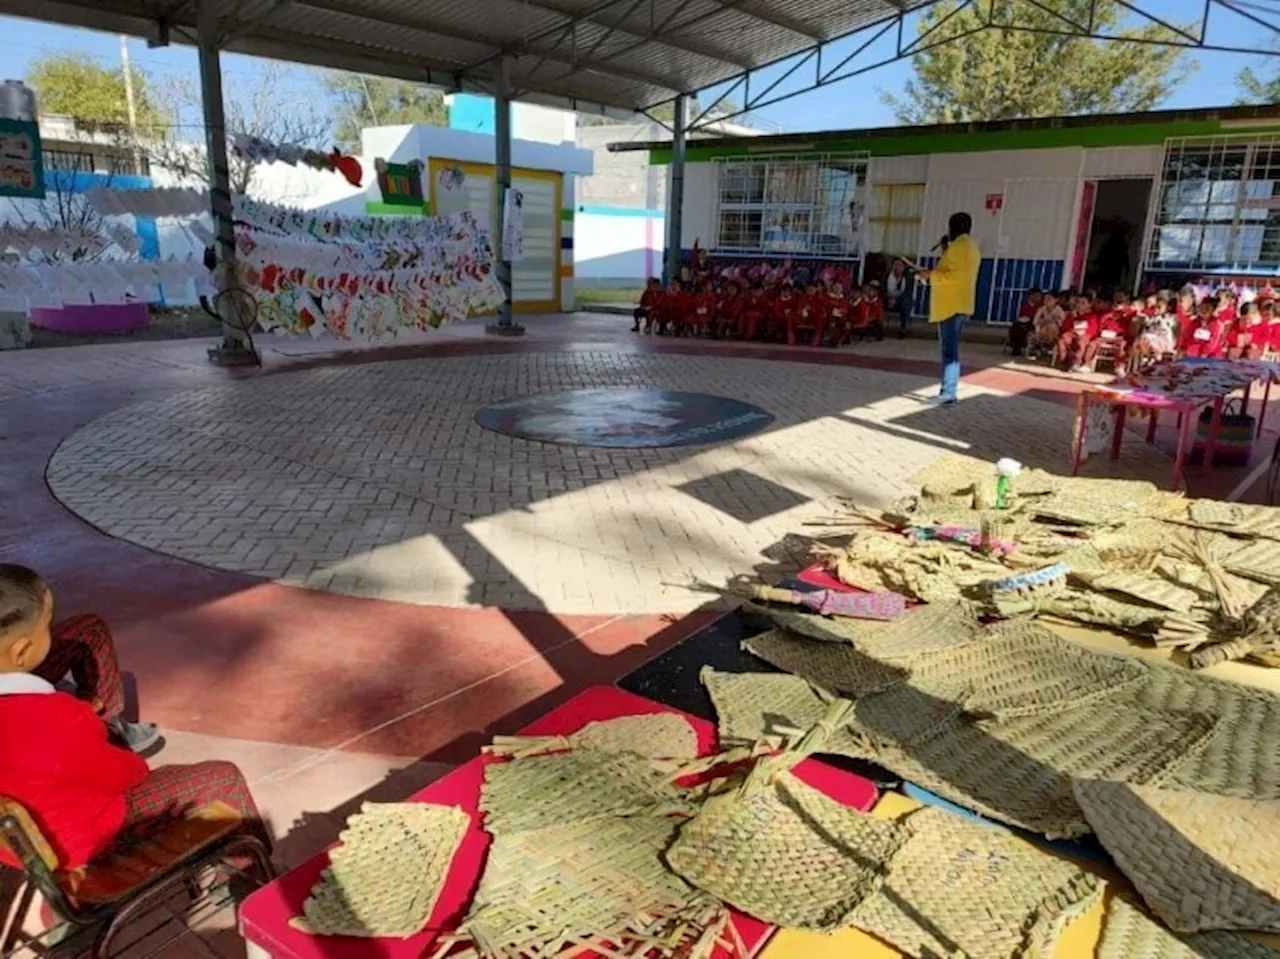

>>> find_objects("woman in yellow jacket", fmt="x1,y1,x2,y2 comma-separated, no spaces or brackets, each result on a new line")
917,212,981,407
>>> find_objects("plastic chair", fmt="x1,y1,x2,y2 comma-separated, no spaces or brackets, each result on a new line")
0,797,273,958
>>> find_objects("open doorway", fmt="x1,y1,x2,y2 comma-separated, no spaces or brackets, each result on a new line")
1082,179,1151,295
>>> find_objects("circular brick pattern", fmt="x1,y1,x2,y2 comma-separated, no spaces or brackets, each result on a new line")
46,351,1162,613
474,388,775,449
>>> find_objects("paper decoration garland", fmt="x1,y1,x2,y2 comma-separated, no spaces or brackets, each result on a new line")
231,135,363,187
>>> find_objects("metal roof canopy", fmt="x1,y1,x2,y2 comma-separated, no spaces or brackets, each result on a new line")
1,0,942,118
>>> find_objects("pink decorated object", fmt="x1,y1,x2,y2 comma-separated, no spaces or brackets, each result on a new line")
30,303,149,334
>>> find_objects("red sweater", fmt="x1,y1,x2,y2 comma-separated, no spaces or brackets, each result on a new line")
1180,317,1225,358
1064,313,1098,340
0,691,148,869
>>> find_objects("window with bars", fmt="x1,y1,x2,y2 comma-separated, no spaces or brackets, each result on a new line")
712,153,868,256
1150,136,1280,270
865,182,925,258
43,149,95,173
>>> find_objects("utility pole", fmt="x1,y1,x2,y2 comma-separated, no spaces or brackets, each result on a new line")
119,35,143,175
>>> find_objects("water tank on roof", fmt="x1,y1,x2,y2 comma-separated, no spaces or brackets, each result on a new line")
0,80,37,121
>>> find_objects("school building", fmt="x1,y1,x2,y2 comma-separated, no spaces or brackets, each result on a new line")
611,104,1280,323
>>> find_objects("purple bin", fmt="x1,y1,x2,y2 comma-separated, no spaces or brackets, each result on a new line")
30,303,149,334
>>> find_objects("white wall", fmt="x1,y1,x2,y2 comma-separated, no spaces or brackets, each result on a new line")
1082,146,1163,179
363,125,593,178
575,212,662,287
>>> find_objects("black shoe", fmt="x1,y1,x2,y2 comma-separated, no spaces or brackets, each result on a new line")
110,719,163,755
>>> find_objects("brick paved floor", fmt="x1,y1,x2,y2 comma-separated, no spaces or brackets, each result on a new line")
46,350,1169,614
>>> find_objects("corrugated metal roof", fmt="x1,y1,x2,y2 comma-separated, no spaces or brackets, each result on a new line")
0,0,911,115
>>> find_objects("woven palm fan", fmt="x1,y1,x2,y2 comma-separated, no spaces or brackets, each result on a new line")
1074,780,1280,933
446,812,732,959
479,748,699,834
1096,896,1278,959
1223,538,1280,585
666,769,907,931
1134,662,1280,799
1185,500,1280,539
486,713,700,760
296,802,469,938
845,806,1102,959
701,667,831,745
1069,569,1200,613
743,628,910,698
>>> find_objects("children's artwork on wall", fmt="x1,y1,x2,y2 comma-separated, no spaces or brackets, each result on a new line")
376,158,425,207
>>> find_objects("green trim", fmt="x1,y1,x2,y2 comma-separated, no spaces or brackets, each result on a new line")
560,208,575,221
365,200,429,215
650,119,1280,165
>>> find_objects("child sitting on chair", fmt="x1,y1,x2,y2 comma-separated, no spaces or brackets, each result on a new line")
634,277,661,334
1007,288,1042,356
1056,295,1098,371
825,282,851,347
1180,296,1226,358
0,565,269,870
1134,293,1178,364
656,278,686,336
1082,296,1132,371
714,281,743,339
1028,291,1065,360
1225,301,1265,360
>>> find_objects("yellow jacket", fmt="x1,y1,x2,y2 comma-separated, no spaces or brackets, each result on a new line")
926,234,981,323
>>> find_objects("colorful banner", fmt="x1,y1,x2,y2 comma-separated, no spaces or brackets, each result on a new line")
0,118,44,199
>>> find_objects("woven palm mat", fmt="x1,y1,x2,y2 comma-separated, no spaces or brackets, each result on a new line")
667,769,906,931
1134,664,1280,799
1186,501,1280,540
846,697,1218,839
1074,779,1280,933
1071,569,1200,612
296,802,468,938
901,619,1147,720
1225,538,1280,584
480,749,695,833
750,600,983,659
744,628,909,698
701,668,867,757
1097,896,1280,959
745,602,892,646
846,806,1102,959
487,713,699,760
453,812,726,958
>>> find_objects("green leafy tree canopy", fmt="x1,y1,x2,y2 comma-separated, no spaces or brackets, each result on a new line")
883,0,1194,124
326,73,447,150
27,53,170,134
1236,66,1280,105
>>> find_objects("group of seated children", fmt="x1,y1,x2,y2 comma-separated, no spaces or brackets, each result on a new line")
633,275,889,348
1009,285,1278,372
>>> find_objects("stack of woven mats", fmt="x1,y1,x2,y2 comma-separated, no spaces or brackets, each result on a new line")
716,593,1280,956
287,701,1236,959
813,455,1280,670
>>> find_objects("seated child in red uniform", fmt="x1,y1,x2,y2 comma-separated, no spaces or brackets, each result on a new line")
1225,301,1265,360
0,565,269,871
688,280,716,336
1261,295,1280,356
776,285,800,344
788,283,826,347
1056,295,1098,370
634,277,661,334
850,283,885,340
1007,288,1042,356
825,282,852,347
1082,293,1134,370
656,279,686,336
1180,296,1226,358
715,281,743,339
740,283,769,339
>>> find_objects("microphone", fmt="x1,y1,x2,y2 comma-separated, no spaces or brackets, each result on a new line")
930,235,948,253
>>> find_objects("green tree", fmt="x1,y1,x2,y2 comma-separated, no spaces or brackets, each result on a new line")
883,0,1193,123
27,53,170,134
326,73,447,149
1236,66,1280,104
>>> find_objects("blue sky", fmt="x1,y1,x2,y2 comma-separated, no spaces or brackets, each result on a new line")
2,5,1274,138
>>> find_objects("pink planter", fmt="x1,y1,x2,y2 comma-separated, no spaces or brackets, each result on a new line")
30,303,149,334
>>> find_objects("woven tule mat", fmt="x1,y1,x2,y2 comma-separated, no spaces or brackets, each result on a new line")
1097,896,1280,959
454,811,726,958
744,601,890,645
480,749,695,833
903,619,1147,720
666,770,906,931
857,600,986,660
297,802,468,938
1185,501,1280,540
488,713,699,760
744,628,909,698
1074,780,1280,933
845,697,1218,839
846,806,1102,959
1134,664,1280,799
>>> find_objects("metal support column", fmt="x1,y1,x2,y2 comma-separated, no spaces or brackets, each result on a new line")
196,0,255,363
494,56,515,328
664,93,687,286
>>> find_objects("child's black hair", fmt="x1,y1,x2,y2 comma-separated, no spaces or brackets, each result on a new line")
0,565,46,639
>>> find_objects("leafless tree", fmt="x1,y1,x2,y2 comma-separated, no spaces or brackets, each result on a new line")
145,63,330,196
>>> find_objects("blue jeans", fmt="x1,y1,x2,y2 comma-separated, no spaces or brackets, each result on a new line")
938,314,968,400
895,296,912,332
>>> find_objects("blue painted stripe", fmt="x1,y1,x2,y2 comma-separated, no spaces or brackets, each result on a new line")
560,235,573,250
577,204,665,218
